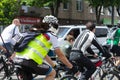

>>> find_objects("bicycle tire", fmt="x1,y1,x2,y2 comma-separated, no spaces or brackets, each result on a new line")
0,61,14,80
100,71,120,80
60,75,77,80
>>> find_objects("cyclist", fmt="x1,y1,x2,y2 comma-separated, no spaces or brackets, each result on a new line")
0,18,21,58
107,20,120,67
60,35,75,58
42,15,58,58
69,21,111,80
14,15,73,80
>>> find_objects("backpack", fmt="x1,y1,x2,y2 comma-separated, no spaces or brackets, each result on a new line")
11,32,40,52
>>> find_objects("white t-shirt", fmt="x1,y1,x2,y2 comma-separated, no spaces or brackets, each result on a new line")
47,32,59,49
0,24,20,43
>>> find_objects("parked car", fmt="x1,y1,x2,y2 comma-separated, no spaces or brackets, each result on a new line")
56,25,109,54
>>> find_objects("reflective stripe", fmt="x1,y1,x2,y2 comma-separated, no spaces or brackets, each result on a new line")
36,34,51,48
27,46,44,59
28,40,48,56
34,38,49,52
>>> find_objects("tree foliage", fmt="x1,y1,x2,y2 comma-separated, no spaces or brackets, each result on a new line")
115,0,120,16
21,0,69,17
0,0,20,25
86,0,105,24
85,0,119,24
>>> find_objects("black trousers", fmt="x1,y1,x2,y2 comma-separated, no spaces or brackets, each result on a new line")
19,59,52,80
74,54,96,80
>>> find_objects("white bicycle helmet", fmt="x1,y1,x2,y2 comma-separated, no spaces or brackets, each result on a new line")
42,15,58,24
42,15,59,34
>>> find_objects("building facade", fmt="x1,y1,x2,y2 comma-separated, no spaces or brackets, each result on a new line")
20,0,120,25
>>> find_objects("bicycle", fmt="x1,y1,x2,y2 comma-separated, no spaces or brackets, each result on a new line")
0,50,14,80
60,45,120,80
99,57,120,80
100,46,120,80
60,57,120,80
0,50,39,80
60,56,106,80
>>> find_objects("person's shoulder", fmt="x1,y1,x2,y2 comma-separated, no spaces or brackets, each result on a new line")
46,31,57,37
6,24,15,29
8,24,15,27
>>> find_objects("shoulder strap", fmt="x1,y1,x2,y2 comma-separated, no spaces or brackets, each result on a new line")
12,26,16,37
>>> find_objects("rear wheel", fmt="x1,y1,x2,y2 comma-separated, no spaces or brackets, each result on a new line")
0,60,14,80
100,71,120,80
60,75,77,80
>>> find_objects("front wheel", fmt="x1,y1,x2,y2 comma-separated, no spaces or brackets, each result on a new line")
60,75,77,80
100,71,120,80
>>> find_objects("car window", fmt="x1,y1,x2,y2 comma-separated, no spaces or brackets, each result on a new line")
82,27,108,37
56,27,69,38
82,28,86,31
95,28,108,37
68,28,80,39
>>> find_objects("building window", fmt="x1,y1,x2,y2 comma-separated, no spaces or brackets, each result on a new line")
63,3,69,10
116,7,120,16
76,0,83,11
90,6,105,15
108,6,112,16
90,8,95,13
101,6,105,15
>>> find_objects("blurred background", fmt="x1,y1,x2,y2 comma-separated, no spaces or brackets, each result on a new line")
0,0,120,32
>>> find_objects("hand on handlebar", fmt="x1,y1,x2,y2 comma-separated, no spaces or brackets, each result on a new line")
93,53,98,58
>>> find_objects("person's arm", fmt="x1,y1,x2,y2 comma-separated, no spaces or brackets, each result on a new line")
54,48,73,69
0,46,6,52
49,33,73,69
87,47,98,57
92,38,111,58
45,55,56,67
10,52,16,60
86,47,95,55
92,38,104,53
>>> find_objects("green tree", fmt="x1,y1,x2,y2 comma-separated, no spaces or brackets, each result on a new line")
86,0,116,24
0,0,20,25
85,0,105,24
21,0,69,17
115,0,120,16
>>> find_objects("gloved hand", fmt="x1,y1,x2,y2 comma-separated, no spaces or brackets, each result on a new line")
67,65,78,74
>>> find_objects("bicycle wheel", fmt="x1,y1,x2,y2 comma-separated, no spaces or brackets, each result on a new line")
100,71,120,80
60,75,77,80
0,59,14,80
